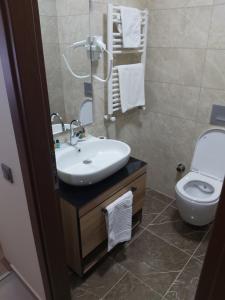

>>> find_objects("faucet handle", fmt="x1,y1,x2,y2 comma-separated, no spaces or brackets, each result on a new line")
70,119,81,127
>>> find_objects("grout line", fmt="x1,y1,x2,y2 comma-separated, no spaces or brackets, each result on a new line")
123,188,170,247
162,229,210,299
0,271,11,282
91,1,224,10
145,79,225,93
147,44,225,50
125,227,145,247
147,46,225,51
149,220,183,226
125,199,173,248
141,270,179,275
146,223,208,256
111,264,165,299
138,191,175,231
199,4,214,89
145,228,194,257
142,107,198,123
101,271,128,299
194,256,205,264
147,199,175,225
147,4,216,12
146,188,176,202
124,270,164,298
188,3,213,130
71,286,99,299
170,204,177,209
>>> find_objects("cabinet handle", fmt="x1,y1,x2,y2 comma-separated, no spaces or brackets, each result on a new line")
131,187,137,193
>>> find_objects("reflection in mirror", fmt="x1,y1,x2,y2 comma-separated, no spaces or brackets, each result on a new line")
38,0,93,132
80,100,93,126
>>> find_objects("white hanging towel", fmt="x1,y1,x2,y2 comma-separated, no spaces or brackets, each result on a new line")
105,191,133,252
118,63,145,113
120,6,141,48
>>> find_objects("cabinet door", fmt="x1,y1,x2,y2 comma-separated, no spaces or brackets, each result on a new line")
80,174,146,258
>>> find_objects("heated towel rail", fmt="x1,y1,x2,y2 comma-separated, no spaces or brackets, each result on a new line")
105,4,149,122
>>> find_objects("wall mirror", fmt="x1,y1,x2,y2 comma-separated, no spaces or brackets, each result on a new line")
38,1,93,128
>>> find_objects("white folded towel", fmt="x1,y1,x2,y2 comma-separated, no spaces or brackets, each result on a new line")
120,6,141,48
118,63,145,113
105,191,133,252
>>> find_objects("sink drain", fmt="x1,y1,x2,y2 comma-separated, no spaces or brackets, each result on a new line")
83,159,92,164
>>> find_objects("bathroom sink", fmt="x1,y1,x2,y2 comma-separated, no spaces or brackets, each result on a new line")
56,139,131,186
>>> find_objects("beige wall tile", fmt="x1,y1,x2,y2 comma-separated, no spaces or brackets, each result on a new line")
202,50,225,89
208,4,225,49
147,48,205,87
149,7,211,48
56,0,89,16
87,121,107,137
147,0,213,9
90,2,107,37
197,88,225,123
42,42,65,117
60,43,91,74
39,16,59,43
214,0,225,4
48,89,66,118
58,15,89,44
43,43,62,89
144,112,195,162
146,81,200,120
113,0,147,9
141,112,195,196
93,86,106,123
61,69,89,121
38,0,56,16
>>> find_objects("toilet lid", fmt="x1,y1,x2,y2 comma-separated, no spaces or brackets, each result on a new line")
191,129,225,181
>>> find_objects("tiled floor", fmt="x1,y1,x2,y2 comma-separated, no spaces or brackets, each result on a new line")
70,189,211,300
0,247,36,300
0,248,10,281
0,273,37,300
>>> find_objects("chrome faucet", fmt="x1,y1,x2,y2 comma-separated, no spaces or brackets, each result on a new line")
51,113,65,132
70,120,85,146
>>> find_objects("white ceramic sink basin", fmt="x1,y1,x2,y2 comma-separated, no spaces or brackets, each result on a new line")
56,139,131,186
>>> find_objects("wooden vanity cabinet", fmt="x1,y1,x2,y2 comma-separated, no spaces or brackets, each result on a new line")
60,158,147,276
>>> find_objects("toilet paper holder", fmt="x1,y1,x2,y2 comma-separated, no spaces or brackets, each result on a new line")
177,163,186,173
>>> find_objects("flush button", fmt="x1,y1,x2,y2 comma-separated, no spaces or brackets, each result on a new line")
1,163,14,184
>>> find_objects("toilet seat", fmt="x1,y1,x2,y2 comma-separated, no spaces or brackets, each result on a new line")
191,129,225,181
175,129,225,225
176,172,222,204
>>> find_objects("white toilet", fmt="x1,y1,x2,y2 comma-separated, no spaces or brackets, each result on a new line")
175,129,225,226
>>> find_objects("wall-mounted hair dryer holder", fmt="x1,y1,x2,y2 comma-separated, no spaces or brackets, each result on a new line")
62,36,113,83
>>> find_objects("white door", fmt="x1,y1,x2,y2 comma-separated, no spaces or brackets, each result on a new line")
0,58,46,300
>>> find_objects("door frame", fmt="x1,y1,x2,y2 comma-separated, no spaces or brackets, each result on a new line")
1,0,225,299
0,0,70,299
195,181,225,300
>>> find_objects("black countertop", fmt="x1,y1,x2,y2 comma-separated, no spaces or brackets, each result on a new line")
58,157,147,208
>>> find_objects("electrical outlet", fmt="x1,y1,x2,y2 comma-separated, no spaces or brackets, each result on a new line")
84,82,93,98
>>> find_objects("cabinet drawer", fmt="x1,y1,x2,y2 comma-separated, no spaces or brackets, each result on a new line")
80,174,146,258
